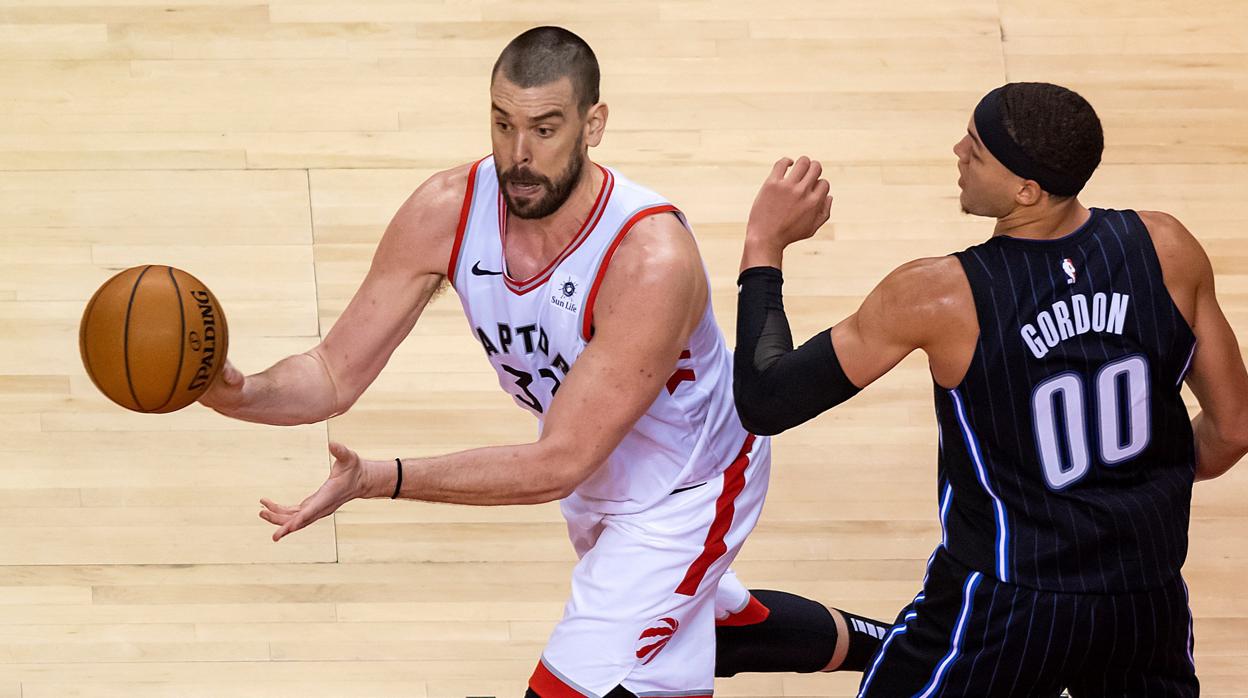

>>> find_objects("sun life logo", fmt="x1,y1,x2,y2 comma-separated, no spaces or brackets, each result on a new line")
551,277,580,313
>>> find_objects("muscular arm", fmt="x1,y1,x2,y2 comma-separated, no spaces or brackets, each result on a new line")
832,257,977,389
734,256,975,433
357,213,706,505
201,166,467,425
1142,211,1248,481
732,156,976,433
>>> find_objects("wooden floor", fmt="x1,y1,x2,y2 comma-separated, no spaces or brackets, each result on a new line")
2,1,1246,696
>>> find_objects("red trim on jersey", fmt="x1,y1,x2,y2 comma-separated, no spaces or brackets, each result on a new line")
675,433,756,596
446,157,485,288
715,594,771,627
528,659,589,698
498,165,614,296
667,349,696,393
666,369,696,395
579,203,681,341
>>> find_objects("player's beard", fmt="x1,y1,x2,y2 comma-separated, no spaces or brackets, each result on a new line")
498,138,585,220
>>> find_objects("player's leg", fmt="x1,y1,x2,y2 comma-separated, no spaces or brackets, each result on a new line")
1065,575,1199,698
621,434,773,695
528,527,716,697
715,582,891,675
857,549,1069,698
530,434,770,697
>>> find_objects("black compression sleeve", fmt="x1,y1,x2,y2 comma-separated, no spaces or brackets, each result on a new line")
734,267,861,435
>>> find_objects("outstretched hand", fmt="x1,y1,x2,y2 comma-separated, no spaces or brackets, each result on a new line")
744,156,834,262
260,441,373,542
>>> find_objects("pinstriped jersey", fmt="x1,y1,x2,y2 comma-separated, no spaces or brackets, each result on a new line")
447,156,752,514
938,208,1197,593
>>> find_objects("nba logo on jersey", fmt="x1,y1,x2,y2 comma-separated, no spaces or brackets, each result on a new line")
635,617,679,665
1062,258,1077,285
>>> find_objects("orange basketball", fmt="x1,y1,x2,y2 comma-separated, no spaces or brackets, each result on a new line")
79,265,229,413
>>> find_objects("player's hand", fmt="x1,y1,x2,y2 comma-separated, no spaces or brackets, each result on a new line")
259,442,372,542
198,359,245,412
745,156,834,254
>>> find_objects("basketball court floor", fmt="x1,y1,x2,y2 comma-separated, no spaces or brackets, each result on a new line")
1,1,1245,696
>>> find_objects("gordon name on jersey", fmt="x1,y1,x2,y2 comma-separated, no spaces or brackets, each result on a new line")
1021,291,1130,359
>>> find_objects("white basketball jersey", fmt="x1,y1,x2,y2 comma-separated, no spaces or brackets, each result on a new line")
447,156,752,514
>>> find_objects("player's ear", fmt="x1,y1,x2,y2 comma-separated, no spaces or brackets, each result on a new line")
1016,179,1044,207
584,102,608,147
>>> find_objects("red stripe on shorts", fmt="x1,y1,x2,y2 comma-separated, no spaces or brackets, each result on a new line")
528,658,589,698
675,433,756,596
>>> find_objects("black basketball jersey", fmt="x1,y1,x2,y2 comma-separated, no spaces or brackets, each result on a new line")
936,208,1197,594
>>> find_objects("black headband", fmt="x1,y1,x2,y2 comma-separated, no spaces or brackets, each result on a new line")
973,86,1087,197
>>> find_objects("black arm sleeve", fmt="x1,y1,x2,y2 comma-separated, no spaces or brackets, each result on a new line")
733,266,862,436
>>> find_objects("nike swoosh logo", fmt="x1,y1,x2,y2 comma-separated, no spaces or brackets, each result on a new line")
471,261,502,276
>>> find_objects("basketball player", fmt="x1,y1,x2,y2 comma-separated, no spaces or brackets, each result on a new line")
200,26,884,697
733,82,1248,696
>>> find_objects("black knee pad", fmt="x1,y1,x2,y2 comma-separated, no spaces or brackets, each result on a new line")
715,589,837,676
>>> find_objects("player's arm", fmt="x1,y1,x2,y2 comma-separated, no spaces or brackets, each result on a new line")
737,257,966,434
734,157,970,435
259,212,704,539
1142,211,1248,481
377,213,701,505
200,165,467,426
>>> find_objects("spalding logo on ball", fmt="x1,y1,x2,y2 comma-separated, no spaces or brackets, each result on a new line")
79,265,229,413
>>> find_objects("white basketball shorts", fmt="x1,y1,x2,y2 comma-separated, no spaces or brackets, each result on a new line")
528,433,771,697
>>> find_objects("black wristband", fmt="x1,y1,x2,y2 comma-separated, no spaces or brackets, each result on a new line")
391,457,403,499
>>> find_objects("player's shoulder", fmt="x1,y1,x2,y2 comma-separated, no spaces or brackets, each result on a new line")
617,207,693,249
386,162,477,240
371,162,479,276
610,211,700,285
1136,209,1185,230
873,255,975,337
408,161,476,212
882,256,970,304
594,207,703,319
1137,209,1200,250
1136,209,1212,279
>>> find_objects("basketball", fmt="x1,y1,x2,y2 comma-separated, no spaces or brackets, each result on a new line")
79,265,229,414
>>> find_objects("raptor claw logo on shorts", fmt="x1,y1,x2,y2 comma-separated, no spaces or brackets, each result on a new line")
635,617,679,665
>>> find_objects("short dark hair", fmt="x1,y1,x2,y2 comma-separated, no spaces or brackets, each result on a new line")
999,82,1104,198
492,26,600,114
